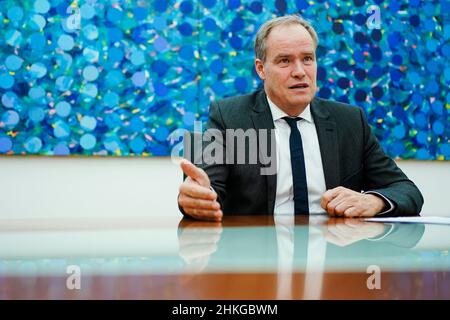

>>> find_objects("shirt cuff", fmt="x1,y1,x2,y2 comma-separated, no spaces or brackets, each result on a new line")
363,191,395,215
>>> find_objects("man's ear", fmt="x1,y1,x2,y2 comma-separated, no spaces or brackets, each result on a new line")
255,59,266,80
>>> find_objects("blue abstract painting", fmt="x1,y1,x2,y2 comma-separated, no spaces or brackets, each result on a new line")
0,0,448,159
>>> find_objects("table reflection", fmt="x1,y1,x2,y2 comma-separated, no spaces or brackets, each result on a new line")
177,215,426,299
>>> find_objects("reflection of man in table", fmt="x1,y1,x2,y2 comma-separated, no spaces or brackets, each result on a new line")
177,15,423,221
177,217,425,298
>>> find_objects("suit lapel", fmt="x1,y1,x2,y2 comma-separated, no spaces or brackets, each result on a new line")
251,91,277,214
311,98,340,189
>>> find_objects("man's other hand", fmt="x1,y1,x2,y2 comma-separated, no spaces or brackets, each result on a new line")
320,187,385,217
178,159,223,221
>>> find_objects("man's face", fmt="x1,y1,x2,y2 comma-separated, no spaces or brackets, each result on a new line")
255,24,317,114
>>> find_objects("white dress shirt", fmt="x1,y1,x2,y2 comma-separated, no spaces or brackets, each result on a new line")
267,97,327,215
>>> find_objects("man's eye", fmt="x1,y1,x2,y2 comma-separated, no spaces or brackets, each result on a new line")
304,56,313,62
279,58,289,64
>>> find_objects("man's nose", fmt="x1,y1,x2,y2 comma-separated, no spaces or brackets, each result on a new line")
291,61,306,78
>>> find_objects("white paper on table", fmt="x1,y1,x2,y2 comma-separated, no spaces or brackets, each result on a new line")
364,216,450,225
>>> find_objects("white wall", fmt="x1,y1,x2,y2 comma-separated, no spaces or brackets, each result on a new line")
0,157,448,219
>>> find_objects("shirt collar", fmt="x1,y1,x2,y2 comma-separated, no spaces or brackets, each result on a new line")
266,95,313,124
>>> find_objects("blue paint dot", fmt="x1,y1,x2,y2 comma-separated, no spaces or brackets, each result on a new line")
354,68,366,81
432,121,444,135
231,17,245,32
108,28,123,43
416,131,429,145
337,77,350,89
414,113,427,129
152,60,169,76
353,13,366,26
2,91,19,108
80,116,97,131
229,35,243,49
8,6,23,22
390,69,403,82
416,148,431,160
234,77,247,93
354,89,367,102
29,107,45,122
371,86,383,99
390,142,405,157
204,18,217,32
206,40,221,54
83,66,99,81
228,0,241,9
131,50,145,66
154,82,169,97
212,81,226,95
318,86,331,99
56,101,71,117
132,71,147,87
80,134,96,150
409,15,420,27
24,136,42,153
250,1,263,13
369,46,382,61
179,45,194,60
5,55,23,71
30,14,46,30
0,73,15,89
211,59,224,74
133,7,148,20
2,110,19,127
180,1,193,14
393,124,406,139
440,144,450,157
58,34,74,51
431,101,444,115
202,0,216,8
33,0,50,14
53,143,70,156
178,22,193,36
80,4,96,19
155,127,169,142
442,44,450,58
130,137,146,154
130,116,145,132
296,0,309,10
317,67,326,81
0,137,13,153
107,8,123,23
53,120,71,138
353,50,365,63
154,1,168,12
30,63,47,78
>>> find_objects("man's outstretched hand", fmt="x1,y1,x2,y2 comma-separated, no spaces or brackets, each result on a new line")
178,159,223,221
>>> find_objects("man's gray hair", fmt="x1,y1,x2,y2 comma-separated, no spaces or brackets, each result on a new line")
254,15,319,62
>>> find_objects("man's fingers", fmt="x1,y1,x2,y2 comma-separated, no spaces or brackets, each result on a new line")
179,195,221,211
321,187,344,209
179,181,217,200
180,159,210,187
184,208,223,222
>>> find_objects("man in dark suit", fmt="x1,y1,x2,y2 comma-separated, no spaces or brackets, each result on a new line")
177,15,423,221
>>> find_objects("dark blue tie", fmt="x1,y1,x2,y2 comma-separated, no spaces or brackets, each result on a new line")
283,117,309,215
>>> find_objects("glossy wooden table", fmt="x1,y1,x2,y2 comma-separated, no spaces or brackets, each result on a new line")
1,215,449,299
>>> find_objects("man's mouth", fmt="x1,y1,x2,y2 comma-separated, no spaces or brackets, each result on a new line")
289,83,309,89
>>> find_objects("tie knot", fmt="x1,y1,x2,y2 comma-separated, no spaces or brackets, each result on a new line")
282,116,301,128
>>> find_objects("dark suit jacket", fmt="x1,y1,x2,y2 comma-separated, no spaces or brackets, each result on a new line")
186,89,423,216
